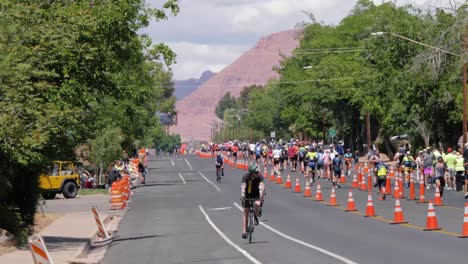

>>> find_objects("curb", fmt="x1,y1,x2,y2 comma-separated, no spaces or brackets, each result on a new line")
68,209,126,264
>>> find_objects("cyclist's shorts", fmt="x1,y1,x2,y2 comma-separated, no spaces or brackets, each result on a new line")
243,198,260,208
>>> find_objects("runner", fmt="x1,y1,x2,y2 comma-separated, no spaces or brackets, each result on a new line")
374,161,389,200
306,147,318,185
332,154,342,188
344,149,353,177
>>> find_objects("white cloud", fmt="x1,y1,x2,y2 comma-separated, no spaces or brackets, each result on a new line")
145,0,465,80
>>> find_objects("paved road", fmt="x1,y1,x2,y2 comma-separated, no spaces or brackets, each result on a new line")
101,154,468,264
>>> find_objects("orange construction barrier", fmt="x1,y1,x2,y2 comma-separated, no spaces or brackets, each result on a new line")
29,235,54,264
326,186,339,206
345,190,357,212
423,200,442,231
314,182,323,201
390,199,408,224
364,194,376,217
459,202,468,238
294,177,301,193
434,186,443,206
276,172,283,184
352,173,359,188
303,180,312,197
92,206,111,241
284,174,292,188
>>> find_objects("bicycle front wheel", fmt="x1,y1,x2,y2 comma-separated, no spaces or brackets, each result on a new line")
248,211,254,244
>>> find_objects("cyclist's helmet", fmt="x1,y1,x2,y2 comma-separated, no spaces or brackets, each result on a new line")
248,164,259,174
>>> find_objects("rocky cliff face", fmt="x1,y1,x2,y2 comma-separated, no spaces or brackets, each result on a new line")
173,28,302,142
173,71,216,100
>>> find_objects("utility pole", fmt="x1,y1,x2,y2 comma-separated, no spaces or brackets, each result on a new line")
366,112,371,152
463,25,467,146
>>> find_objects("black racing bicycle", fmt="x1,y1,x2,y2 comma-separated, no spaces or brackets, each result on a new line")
216,165,223,183
244,198,260,244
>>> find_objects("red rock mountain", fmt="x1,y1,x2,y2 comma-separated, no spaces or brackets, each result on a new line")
173,28,302,142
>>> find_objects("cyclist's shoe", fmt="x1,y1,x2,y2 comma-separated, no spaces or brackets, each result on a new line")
242,233,247,239
254,216,259,225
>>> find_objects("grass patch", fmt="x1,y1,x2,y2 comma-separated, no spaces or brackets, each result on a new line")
78,189,108,195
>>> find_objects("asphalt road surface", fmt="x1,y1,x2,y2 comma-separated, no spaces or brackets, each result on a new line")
101,154,468,264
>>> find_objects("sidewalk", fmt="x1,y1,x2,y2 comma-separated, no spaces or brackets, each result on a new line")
0,211,107,264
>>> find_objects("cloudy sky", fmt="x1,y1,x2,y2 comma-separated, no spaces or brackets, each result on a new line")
144,0,463,80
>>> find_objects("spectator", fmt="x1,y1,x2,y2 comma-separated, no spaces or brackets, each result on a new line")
122,150,129,164
138,160,146,185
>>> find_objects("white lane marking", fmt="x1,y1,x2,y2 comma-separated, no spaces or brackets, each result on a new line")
208,207,232,211
198,171,221,192
171,159,175,166
178,172,186,184
199,205,262,264
233,203,359,264
185,158,193,170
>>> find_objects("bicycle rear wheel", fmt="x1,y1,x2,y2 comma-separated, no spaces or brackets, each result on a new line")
248,210,254,244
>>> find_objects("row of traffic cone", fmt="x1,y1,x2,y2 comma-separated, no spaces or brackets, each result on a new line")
269,166,468,238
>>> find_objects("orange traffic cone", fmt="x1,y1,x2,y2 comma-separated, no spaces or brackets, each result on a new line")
360,173,367,191
357,170,363,186
270,172,276,182
314,183,323,201
390,199,408,224
434,186,443,206
352,173,359,188
364,194,376,217
417,178,427,203
424,200,442,231
364,163,369,173
459,202,468,238
367,175,373,191
385,176,392,195
303,180,312,197
389,166,395,178
345,191,358,212
393,176,400,199
284,174,292,188
276,173,283,184
408,174,416,200
398,175,405,199
340,172,347,183
326,186,339,206
294,177,301,193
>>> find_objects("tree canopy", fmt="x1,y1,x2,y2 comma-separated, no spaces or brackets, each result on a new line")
0,0,179,244
238,1,467,154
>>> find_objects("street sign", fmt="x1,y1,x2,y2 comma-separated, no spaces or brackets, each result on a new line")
271,131,276,138
329,129,336,137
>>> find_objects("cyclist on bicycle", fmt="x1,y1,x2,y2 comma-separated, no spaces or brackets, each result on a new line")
215,152,224,182
240,164,265,239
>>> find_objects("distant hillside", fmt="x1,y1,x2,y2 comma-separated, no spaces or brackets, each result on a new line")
174,71,215,101
173,29,302,142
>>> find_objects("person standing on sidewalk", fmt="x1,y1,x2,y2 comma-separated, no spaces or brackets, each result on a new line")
444,148,457,190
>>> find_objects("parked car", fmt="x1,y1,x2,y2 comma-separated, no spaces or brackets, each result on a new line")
39,161,81,199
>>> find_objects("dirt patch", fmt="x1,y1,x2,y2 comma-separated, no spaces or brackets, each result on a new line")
0,213,63,256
